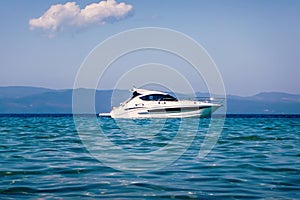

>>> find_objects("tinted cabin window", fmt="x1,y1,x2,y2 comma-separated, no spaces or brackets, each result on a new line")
140,94,177,101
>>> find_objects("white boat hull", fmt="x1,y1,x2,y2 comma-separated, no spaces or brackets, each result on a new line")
109,105,220,119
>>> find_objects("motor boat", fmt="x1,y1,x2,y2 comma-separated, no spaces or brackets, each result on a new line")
99,88,222,118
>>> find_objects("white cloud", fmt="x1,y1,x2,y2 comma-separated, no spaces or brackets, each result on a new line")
29,0,133,32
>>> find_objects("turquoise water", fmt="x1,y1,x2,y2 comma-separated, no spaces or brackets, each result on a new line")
0,115,299,199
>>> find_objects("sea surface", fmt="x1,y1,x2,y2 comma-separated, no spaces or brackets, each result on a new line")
0,114,299,199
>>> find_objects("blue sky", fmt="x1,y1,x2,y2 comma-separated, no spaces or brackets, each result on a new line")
0,0,299,96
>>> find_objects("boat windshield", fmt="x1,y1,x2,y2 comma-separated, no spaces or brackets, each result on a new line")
129,91,141,100
140,94,178,101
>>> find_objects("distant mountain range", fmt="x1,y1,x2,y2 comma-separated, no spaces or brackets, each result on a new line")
0,86,299,114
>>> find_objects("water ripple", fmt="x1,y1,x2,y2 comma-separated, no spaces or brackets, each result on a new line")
0,115,299,199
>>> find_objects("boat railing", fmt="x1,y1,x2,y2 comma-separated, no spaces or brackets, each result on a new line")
179,96,225,104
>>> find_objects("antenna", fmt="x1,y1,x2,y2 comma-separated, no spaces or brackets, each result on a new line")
130,85,136,92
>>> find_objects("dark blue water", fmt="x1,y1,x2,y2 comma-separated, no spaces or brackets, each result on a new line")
0,115,299,199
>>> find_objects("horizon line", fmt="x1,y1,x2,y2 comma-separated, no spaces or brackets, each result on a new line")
1,85,300,97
